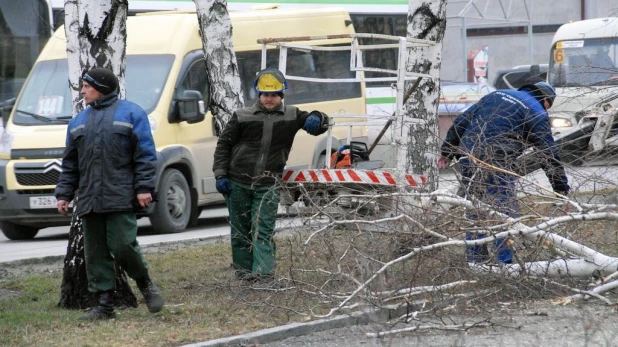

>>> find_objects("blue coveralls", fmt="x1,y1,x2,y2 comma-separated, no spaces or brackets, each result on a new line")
441,89,569,263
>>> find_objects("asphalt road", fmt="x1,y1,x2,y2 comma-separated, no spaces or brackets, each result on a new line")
0,205,232,263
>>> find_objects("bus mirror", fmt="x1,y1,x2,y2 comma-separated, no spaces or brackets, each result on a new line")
1,98,15,128
177,90,205,124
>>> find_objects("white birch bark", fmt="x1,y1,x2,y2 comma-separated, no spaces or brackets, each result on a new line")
401,0,447,190
194,0,244,130
60,0,135,309
64,0,128,115
63,0,81,114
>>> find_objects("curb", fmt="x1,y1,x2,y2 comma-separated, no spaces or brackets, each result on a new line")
182,305,412,347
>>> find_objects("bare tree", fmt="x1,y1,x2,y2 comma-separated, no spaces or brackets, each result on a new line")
193,0,244,130
58,0,136,309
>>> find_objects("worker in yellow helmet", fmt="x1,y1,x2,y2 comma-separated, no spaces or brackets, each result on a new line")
212,68,329,284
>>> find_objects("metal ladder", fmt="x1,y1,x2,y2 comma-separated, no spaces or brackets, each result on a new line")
257,33,436,169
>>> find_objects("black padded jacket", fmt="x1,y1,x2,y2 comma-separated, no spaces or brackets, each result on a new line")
212,102,328,186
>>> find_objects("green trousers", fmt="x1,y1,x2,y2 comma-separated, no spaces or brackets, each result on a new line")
225,181,280,276
82,212,149,292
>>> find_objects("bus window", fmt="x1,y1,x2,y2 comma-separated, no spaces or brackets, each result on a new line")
351,14,407,87
0,0,52,101
549,37,618,87
236,46,361,105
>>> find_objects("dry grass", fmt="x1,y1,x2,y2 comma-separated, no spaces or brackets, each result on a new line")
0,242,321,347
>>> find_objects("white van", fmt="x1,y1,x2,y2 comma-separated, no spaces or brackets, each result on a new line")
545,17,618,163
0,7,368,239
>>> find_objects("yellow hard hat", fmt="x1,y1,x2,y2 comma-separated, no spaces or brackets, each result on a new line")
254,68,288,93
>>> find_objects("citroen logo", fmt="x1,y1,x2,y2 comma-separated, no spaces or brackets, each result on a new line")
43,159,63,173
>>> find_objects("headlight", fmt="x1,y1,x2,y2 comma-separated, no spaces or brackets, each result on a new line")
550,117,572,128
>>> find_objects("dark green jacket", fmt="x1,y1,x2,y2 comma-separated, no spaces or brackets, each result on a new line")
213,102,327,186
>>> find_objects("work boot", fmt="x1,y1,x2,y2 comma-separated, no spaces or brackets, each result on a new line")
136,276,164,313
78,291,116,321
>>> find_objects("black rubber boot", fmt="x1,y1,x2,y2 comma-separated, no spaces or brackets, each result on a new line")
136,276,164,313
78,291,116,321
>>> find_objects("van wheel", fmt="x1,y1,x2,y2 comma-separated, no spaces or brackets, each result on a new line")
149,169,191,234
1,221,38,240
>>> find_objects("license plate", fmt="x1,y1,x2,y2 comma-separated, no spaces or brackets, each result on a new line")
29,196,58,209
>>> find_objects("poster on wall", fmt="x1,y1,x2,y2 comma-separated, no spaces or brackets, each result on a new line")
467,46,489,83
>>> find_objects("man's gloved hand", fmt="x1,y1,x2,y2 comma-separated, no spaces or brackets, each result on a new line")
215,177,232,195
303,112,322,135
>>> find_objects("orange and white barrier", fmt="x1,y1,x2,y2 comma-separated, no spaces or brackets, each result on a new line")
282,169,427,188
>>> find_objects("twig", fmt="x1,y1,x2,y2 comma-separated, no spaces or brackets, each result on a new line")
371,280,477,298
366,320,492,337
536,277,614,305
569,278,618,304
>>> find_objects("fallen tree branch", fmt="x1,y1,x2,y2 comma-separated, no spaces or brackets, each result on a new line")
569,278,618,303
366,320,492,337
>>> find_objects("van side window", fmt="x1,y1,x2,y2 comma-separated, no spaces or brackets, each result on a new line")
179,59,210,109
236,46,361,105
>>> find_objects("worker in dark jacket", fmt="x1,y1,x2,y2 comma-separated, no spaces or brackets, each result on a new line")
55,67,163,320
438,81,569,264
213,68,328,282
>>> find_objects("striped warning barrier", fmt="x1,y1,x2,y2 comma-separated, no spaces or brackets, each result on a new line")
282,169,427,187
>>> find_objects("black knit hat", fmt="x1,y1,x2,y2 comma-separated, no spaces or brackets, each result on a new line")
82,68,118,95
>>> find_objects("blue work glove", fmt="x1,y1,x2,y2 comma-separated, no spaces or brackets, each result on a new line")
303,113,322,135
215,177,232,195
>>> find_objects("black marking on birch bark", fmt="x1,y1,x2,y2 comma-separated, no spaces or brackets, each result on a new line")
196,0,244,129
408,3,447,42
80,2,127,68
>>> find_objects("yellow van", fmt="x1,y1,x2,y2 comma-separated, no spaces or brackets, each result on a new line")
0,7,367,239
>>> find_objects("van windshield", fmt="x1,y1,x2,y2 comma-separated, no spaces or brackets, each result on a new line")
13,55,174,125
549,38,618,88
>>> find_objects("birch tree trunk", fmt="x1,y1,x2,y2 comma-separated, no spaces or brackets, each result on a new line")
58,0,137,309
65,0,128,113
402,0,447,190
194,0,244,130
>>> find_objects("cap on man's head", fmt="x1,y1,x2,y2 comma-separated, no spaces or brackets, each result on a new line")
518,81,556,109
82,68,118,95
